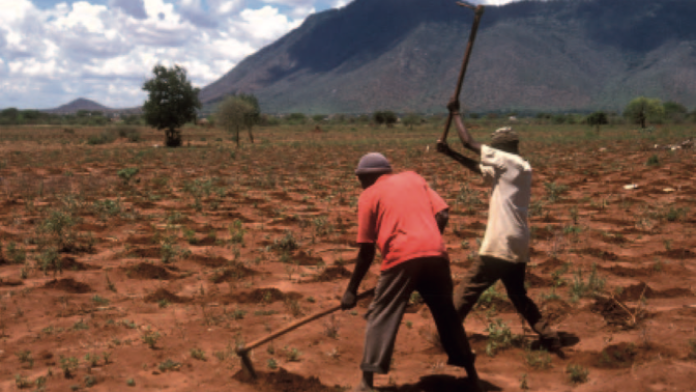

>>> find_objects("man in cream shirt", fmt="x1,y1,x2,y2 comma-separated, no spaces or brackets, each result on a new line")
437,98,561,352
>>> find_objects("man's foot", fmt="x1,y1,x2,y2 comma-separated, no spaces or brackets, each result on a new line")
352,371,374,392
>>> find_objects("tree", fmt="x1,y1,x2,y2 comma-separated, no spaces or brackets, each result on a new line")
585,111,608,134
623,97,664,129
663,101,688,122
372,111,397,127
401,113,422,129
142,65,201,147
216,96,254,147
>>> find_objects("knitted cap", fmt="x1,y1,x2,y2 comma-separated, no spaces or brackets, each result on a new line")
355,152,393,175
491,127,520,144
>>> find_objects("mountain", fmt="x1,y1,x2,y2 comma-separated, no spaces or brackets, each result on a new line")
43,98,113,114
199,0,696,114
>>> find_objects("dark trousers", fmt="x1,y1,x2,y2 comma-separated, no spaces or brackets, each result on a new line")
361,257,475,374
453,256,556,340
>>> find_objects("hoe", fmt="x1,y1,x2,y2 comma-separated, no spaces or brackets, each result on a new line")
236,288,375,379
440,2,485,142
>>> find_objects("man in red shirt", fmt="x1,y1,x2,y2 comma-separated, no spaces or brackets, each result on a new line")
341,152,482,392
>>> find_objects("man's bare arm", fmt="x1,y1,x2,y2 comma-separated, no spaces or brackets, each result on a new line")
447,99,482,155
341,243,375,309
436,142,482,175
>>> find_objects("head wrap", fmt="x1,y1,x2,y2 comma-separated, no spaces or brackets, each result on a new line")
355,152,393,175
490,127,520,145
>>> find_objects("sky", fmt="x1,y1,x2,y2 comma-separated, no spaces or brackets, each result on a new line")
0,0,521,110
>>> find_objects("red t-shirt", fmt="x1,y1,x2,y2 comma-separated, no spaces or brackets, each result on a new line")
357,171,449,271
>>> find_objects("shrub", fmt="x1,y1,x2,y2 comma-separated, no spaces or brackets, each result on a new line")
87,130,117,145
566,364,589,384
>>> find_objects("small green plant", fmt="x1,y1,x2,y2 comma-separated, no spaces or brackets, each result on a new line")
688,338,696,359
267,358,278,369
569,263,606,302
158,299,170,308
485,319,520,356
60,356,79,378
126,378,136,387
106,274,117,292
141,329,161,349
117,167,140,184
272,230,299,252
566,363,589,384
284,347,302,362
158,359,181,372
645,154,660,167
544,182,569,203
231,308,246,320
16,350,33,368
84,353,100,367
84,374,97,387
71,319,89,331
91,295,109,305
525,348,552,370
190,348,207,361
15,374,30,389
520,373,529,390
183,227,198,245
229,220,246,244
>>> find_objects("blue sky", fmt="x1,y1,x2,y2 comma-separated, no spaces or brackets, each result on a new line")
0,0,518,109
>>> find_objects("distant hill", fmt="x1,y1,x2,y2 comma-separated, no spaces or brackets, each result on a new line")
199,0,696,114
43,98,113,114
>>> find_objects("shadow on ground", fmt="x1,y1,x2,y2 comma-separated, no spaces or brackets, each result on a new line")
380,375,501,392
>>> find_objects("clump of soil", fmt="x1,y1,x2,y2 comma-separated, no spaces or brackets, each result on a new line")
294,251,324,266
125,235,157,246
313,266,351,282
618,282,693,301
0,278,23,287
542,298,572,324
578,248,619,261
189,254,228,268
601,265,652,278
537,258,565,273
210,263,259,283
234,368,337,392
189,237,217,247
128,247,161,259
576,342,672,369
144,288,189,303
227,288,302,304
43,278,93,293
60,256,99,271
124,262,175,280
658,248,696,259
590,297,647,329
526,272,551,288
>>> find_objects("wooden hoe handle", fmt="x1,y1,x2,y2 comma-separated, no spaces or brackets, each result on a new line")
236,288,376,354
441,4,485,142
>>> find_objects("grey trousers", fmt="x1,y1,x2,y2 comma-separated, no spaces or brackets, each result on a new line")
361,257,475,374
453,256,557,340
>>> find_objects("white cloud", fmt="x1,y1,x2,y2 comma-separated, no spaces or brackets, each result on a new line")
0,0,530,109
0,0,316,109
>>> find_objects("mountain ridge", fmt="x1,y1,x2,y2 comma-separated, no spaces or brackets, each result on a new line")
200,0,696,114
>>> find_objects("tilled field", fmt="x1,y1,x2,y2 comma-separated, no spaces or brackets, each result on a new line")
0,124,695,391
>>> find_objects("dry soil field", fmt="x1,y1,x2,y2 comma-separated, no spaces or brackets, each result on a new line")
0,122,695,392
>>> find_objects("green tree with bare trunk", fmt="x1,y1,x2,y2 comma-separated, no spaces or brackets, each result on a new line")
623,97,664,129
216,95,258,147
585,111,608,134
142,65,201,147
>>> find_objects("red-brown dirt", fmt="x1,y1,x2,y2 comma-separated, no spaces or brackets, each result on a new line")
0,125,695,391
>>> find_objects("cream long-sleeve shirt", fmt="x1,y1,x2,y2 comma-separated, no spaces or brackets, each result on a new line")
478,145,532,263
